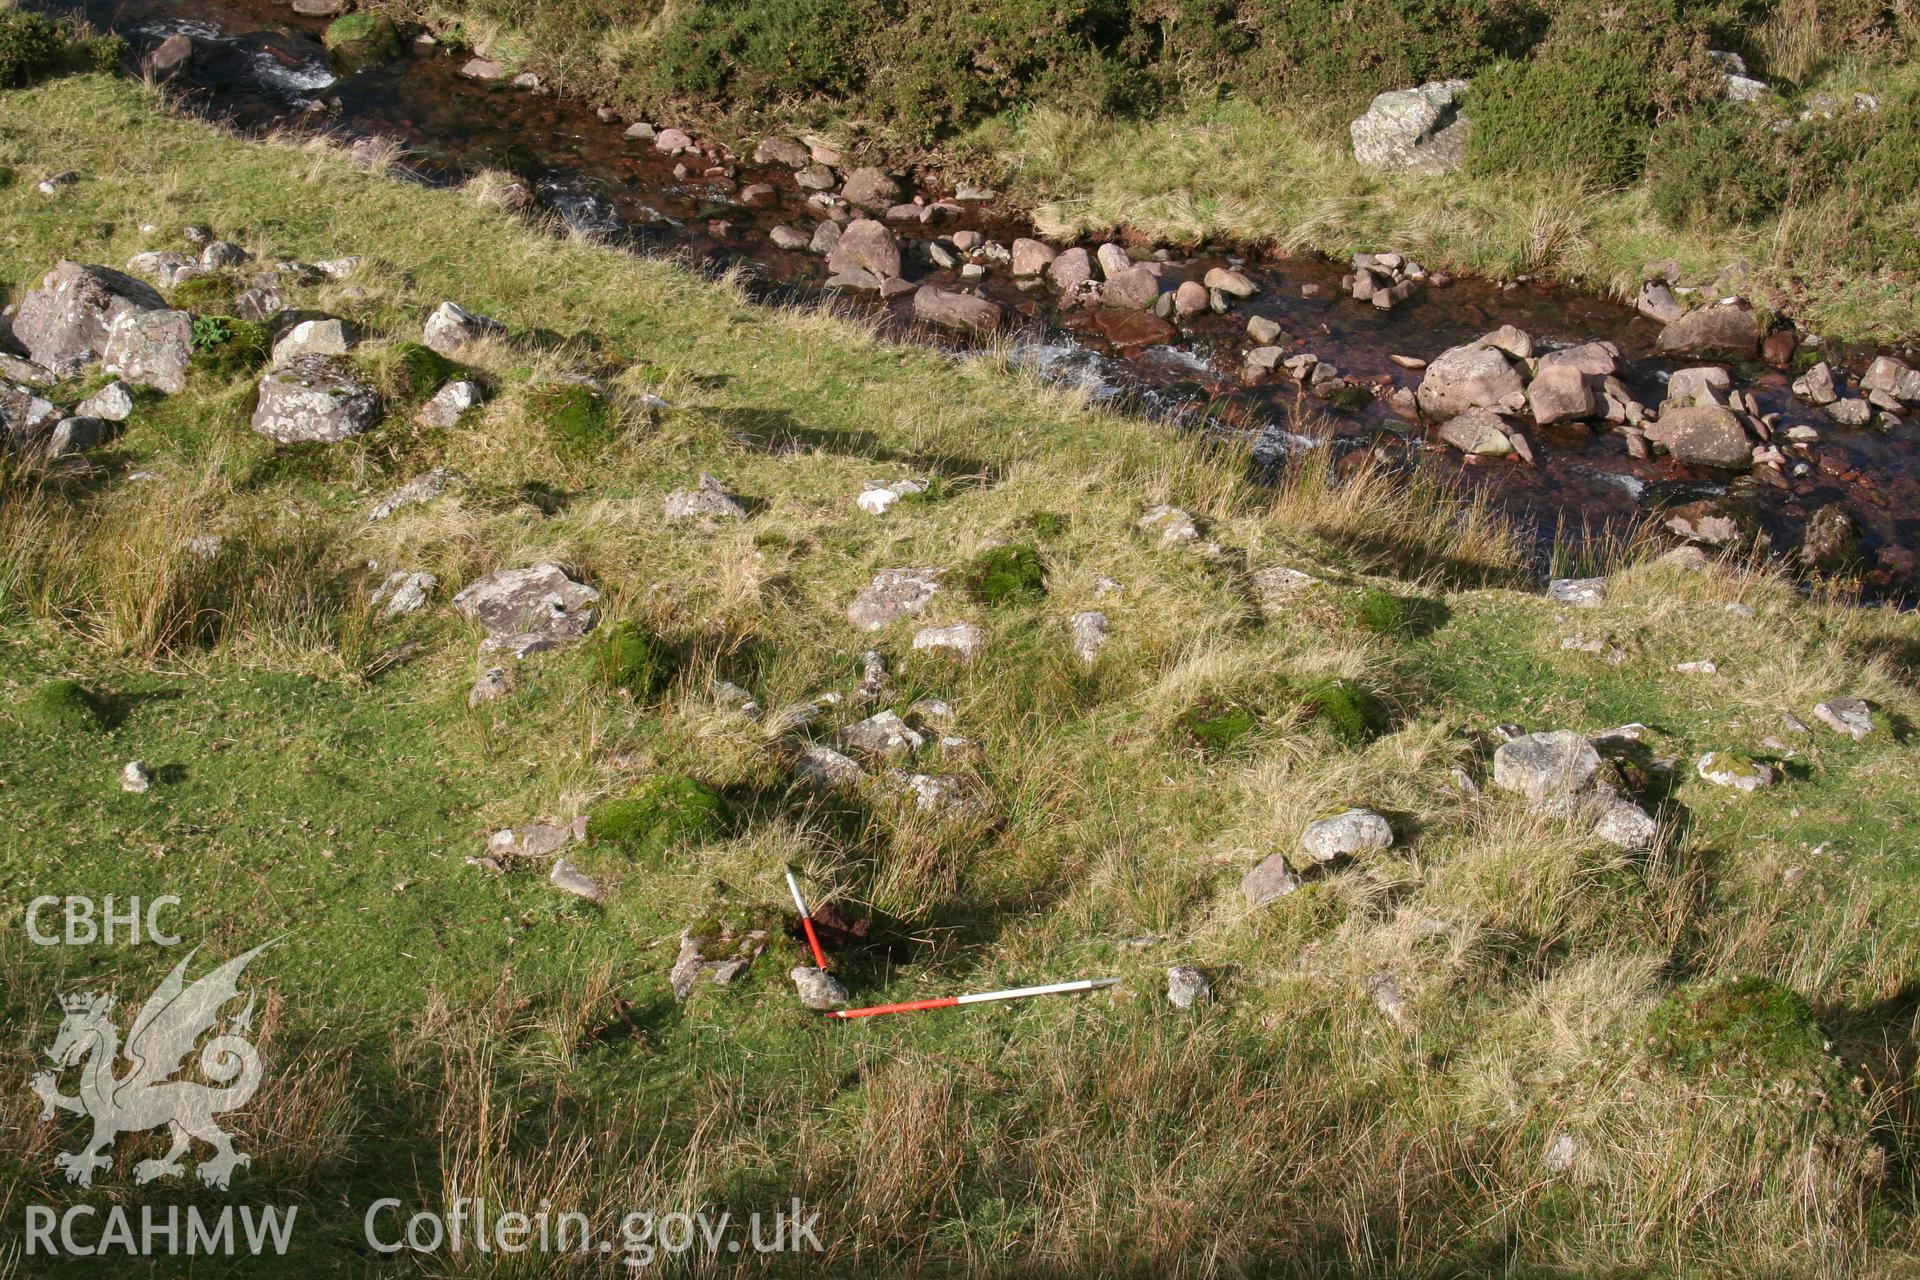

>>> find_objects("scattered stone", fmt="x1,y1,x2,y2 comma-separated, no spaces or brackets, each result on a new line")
1368,973,1410,1027
826,218,901,280
1049,248,1094,293
422,300,505,355
664,472,746,522
1437,407,1516,456
100,308,192,395
452,564,600,649
75,381,134,422
488,821,577,860
1828,397,1872,427
371,570,436,617
856,478,927,514
270,317,355,367
1204,267,1257,299
1137,504,1200,546
669,926,768,1001
313,256,362,280
1069,610,1108,665
1813,697,1873,739
1547,577,1606,608
1248,566,1319,614
1674,659,1718,675
468,665,513,708
414,379,484,428
754,136,811,167
1791,361,1838,406
1543,1133,1579,1175
891,771,983,818
912,622,987,662
652,127,694,152
836,710,925,759
1696,751,1775,792
795,745,866,788
840,167,901,210
790,965,850,1011
1010,238,1057,277
1527,363,1600,425
1349,79,1470,174
1656,300,1762,357
1301,807,1394,861
125,251,205,289
1166,965,1211,1009
1644,404,1752,469
42,416,109,458
120,761,152,794
911,286,1003,335
1493,730,1601,801
1416,340,1525,421
1241,853,1303,907
549,858,604,903
1593,795,1659,850
848,567,944,631
37,170,79,196
1862,355,1920,403
369,467,455,521
251,355,382,443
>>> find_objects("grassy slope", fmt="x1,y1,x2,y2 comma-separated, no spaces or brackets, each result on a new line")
1,75,1918,1275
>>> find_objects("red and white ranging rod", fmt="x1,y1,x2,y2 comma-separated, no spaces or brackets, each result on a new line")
783,864,831,970
826,977,1119,1020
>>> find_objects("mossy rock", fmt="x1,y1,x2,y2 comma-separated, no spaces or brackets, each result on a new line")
1354,587,1407,635
1179,699,1258,754
1298,677,1381,745
323,13,403,73
960,543,1047,606
188,315,269,380
596,620,673,700
540,382,616,455
1645,975,1839,1087
18,679,106,732
586,776,727,859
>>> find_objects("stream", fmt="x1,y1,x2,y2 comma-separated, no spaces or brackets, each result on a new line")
45,0,1920,600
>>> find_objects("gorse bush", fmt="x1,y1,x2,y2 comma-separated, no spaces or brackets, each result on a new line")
0,11,121,90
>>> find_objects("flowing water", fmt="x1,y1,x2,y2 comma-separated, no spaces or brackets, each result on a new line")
47,0,1920,598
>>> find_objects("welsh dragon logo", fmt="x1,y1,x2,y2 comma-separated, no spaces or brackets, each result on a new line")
30,943,271,1189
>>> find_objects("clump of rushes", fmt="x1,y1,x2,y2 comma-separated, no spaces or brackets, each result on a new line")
596,620,674,700
961,543,1046,606
586,776,728,859
18,678,106,731
1179,698,1258,754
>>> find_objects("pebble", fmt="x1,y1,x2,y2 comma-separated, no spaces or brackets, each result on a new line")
120,761,152,794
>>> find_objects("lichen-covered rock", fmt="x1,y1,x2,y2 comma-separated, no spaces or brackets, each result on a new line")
452,564,600,644
1301,807,1394,861
1069,610,1108,665
1350,80,1470,174
1813,697,1873,739
848,568,944,631
663,473,746,522
102,308,192,394
414,379,484,429
422,300,505,355
14,261,169,377
1493,730,1601,801
1166,965,1211,1008
912,622,987,662
1696,751,1775,791
250,355,382,443
790,965,850,1011
1241,853,1303,906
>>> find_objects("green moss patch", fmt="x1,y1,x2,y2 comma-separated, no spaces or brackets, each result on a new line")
960,543,1047,606
1298,677,1381,745
1354,587,1407,635
539,382,616,456
586,776,728,859
1179,699,1258,754
17,678,106,731
596,620,674,701
1645,975,1836,1085
188,315,269,380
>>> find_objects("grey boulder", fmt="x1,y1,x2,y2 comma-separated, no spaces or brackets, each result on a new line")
250,356,382,443
13,261,169,377
452,564,600,647
1350,80,1471,175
